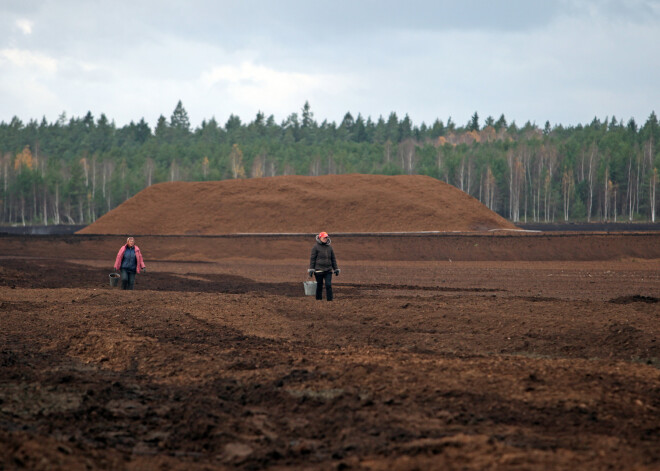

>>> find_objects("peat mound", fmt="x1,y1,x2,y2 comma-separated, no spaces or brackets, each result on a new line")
78,174,517,235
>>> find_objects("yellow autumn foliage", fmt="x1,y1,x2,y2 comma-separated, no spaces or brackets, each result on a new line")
14,145,33,171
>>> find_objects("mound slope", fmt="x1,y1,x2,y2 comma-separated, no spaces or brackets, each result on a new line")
78,174,517,235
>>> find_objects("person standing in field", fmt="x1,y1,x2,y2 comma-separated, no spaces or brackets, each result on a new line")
114,237,146,290
308,231,340,301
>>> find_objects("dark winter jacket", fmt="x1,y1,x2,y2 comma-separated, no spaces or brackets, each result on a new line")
120,247,138,272
309,235,338,272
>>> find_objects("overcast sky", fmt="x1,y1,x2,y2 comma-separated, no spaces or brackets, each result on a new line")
1,0,659,130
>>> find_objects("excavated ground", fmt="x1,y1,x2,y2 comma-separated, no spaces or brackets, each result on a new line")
1,233,659,470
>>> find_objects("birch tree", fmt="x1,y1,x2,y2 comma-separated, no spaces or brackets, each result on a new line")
229,144,246,179
13,146,34,225
626,152,635,220
202,156,210,180
252,154,266,178
646,136,656,222
399,139,416,174
586,143,598,222
484,166,496,210
384,139,392,164
507,148,524,222
562,170,573,221
144,158,155,186
102,160,114,212
170,160,178,182
603,169,610,221
41,154,48,225
543,144,557,222
90,154,97,221
651,168,657,222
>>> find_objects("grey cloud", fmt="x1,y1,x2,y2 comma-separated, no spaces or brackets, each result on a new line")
0,0,658,128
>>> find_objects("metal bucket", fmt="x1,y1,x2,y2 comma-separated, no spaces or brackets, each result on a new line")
109,272,120,287
303,280,317,296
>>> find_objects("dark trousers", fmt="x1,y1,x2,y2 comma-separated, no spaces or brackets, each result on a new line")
314,271,333,301
120,269,136,290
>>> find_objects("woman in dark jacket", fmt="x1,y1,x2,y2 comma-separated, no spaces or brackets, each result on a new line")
308,231,340,301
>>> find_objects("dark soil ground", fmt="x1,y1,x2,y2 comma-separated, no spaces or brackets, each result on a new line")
1,234,659,470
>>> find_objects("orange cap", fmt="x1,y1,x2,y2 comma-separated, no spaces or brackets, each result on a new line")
318,232,328,238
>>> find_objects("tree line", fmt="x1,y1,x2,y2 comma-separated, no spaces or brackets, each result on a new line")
1,100,658,226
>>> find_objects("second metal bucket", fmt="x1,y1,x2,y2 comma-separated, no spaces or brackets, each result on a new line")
303,280,317,296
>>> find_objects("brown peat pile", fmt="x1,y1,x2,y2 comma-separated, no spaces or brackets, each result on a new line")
78,174,517,235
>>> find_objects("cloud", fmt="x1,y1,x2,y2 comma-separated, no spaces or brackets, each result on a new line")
0,49,60,118
0,48,57,73
0,0,658,128
15,19,32,35
200,62,352,115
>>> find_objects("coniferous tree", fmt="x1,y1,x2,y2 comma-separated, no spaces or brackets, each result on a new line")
1,103,659,225
170,100,191,133
468,112,480,131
